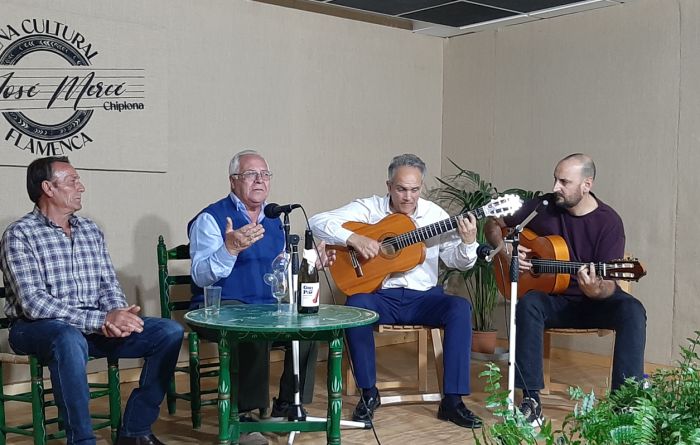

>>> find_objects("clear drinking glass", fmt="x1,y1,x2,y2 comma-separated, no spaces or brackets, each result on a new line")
203,285,222,317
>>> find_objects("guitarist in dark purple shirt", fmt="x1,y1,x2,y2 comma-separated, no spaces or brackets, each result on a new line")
485,153,647,426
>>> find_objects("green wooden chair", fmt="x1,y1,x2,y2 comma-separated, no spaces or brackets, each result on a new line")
0,287,122,445
157,235,219,429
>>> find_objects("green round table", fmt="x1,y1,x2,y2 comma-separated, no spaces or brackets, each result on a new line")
184,304,378,445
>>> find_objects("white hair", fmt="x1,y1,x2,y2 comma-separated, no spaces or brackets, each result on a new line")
228,149,268,176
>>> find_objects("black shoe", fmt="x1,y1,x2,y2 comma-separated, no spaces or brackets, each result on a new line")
115,434,166,445
352,393,381,423
239,412,259,422
270,397,308,420
437,401,483,429
518,397,544,427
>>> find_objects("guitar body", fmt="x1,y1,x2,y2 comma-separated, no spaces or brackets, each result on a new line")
329,213,426,295
494,228,571,299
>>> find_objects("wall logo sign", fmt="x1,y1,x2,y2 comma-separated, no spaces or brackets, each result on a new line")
0,19,145,156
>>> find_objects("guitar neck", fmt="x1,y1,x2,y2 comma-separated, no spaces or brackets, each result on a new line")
385,206,487,250
530,259,609,277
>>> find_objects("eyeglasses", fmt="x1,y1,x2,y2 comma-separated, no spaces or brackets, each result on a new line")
232,170,273,181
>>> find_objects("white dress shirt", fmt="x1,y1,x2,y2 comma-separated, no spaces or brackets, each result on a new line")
308,195,477,292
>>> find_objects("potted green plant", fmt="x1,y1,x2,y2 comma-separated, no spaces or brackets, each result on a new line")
473,330,700,445
432,160,540,354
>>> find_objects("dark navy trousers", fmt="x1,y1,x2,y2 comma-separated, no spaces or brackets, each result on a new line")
515,288,647,391
344,286,473,395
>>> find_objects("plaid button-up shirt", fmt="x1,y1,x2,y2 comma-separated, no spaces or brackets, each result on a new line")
1,207,127,334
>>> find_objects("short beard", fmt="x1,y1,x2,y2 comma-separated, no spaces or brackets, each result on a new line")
555,194,580,209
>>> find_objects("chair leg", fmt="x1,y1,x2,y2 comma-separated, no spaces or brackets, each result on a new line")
542,331,553,395
189,332,202,429
0,363,6,445
343,353,357,396
607,331,616,391
30,357,46,445
167,361,177,416
417,329,428,392
108,359,122,442
430,328,444,395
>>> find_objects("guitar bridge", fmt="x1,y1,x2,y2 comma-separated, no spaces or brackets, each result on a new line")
349,248,364,278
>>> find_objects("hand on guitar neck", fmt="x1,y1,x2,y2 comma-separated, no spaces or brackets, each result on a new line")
577,262,617,299
455,213,478,245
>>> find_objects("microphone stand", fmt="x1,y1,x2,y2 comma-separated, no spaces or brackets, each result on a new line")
281,214,305,426
504,205,542,410
282,219,368,445
289,234,304,423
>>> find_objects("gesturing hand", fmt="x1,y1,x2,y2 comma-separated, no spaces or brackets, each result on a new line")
224,217,265,256
102,305,143,338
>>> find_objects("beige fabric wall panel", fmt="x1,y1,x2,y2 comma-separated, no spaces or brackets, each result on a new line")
675,0,700,359
0,0,442,382
443,0,681,365
0,3,167,172
442,31,497,178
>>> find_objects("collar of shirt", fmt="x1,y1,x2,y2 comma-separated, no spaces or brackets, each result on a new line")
31,206,81,230
228,192,267,224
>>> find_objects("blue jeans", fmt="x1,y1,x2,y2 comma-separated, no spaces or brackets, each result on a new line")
9,317,184,445
515,288,646,391
345,287,473,395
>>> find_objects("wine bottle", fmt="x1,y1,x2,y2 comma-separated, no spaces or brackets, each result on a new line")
298,230,320,314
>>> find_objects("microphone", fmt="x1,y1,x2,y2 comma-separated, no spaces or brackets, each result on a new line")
264,203,301,219
477,244,494,262
476,243,504,263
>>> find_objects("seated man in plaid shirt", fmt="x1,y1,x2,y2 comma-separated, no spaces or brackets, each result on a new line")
0,156,184,445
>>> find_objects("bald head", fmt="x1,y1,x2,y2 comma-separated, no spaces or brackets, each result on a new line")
558,153,596,180
552,153,598,213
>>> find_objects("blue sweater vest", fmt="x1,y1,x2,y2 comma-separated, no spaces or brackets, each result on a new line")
189,196,285,304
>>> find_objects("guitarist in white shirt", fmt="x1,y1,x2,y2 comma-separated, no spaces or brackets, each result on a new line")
309,154,483,429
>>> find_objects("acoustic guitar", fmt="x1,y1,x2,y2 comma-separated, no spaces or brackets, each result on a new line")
493,228,646,299
329,194,523,295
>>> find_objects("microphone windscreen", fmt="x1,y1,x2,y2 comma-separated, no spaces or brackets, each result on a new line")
264,203,281,219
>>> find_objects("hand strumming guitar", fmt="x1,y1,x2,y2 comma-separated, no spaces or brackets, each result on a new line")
347,233,380,260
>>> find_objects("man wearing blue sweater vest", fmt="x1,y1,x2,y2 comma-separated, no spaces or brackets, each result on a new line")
188,150,317,445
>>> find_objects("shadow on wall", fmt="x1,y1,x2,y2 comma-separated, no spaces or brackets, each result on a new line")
110,214,185,373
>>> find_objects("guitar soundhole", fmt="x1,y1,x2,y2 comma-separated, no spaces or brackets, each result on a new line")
378,233,399,259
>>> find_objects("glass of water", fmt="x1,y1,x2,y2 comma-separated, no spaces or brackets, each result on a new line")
203,286,222,317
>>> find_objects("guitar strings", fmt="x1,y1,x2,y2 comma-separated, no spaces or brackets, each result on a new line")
379,214,463,248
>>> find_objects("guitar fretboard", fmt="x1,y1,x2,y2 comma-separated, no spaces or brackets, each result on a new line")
382,207,487,250
531,259,608,276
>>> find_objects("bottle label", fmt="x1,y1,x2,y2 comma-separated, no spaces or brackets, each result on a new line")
300,282,320,307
